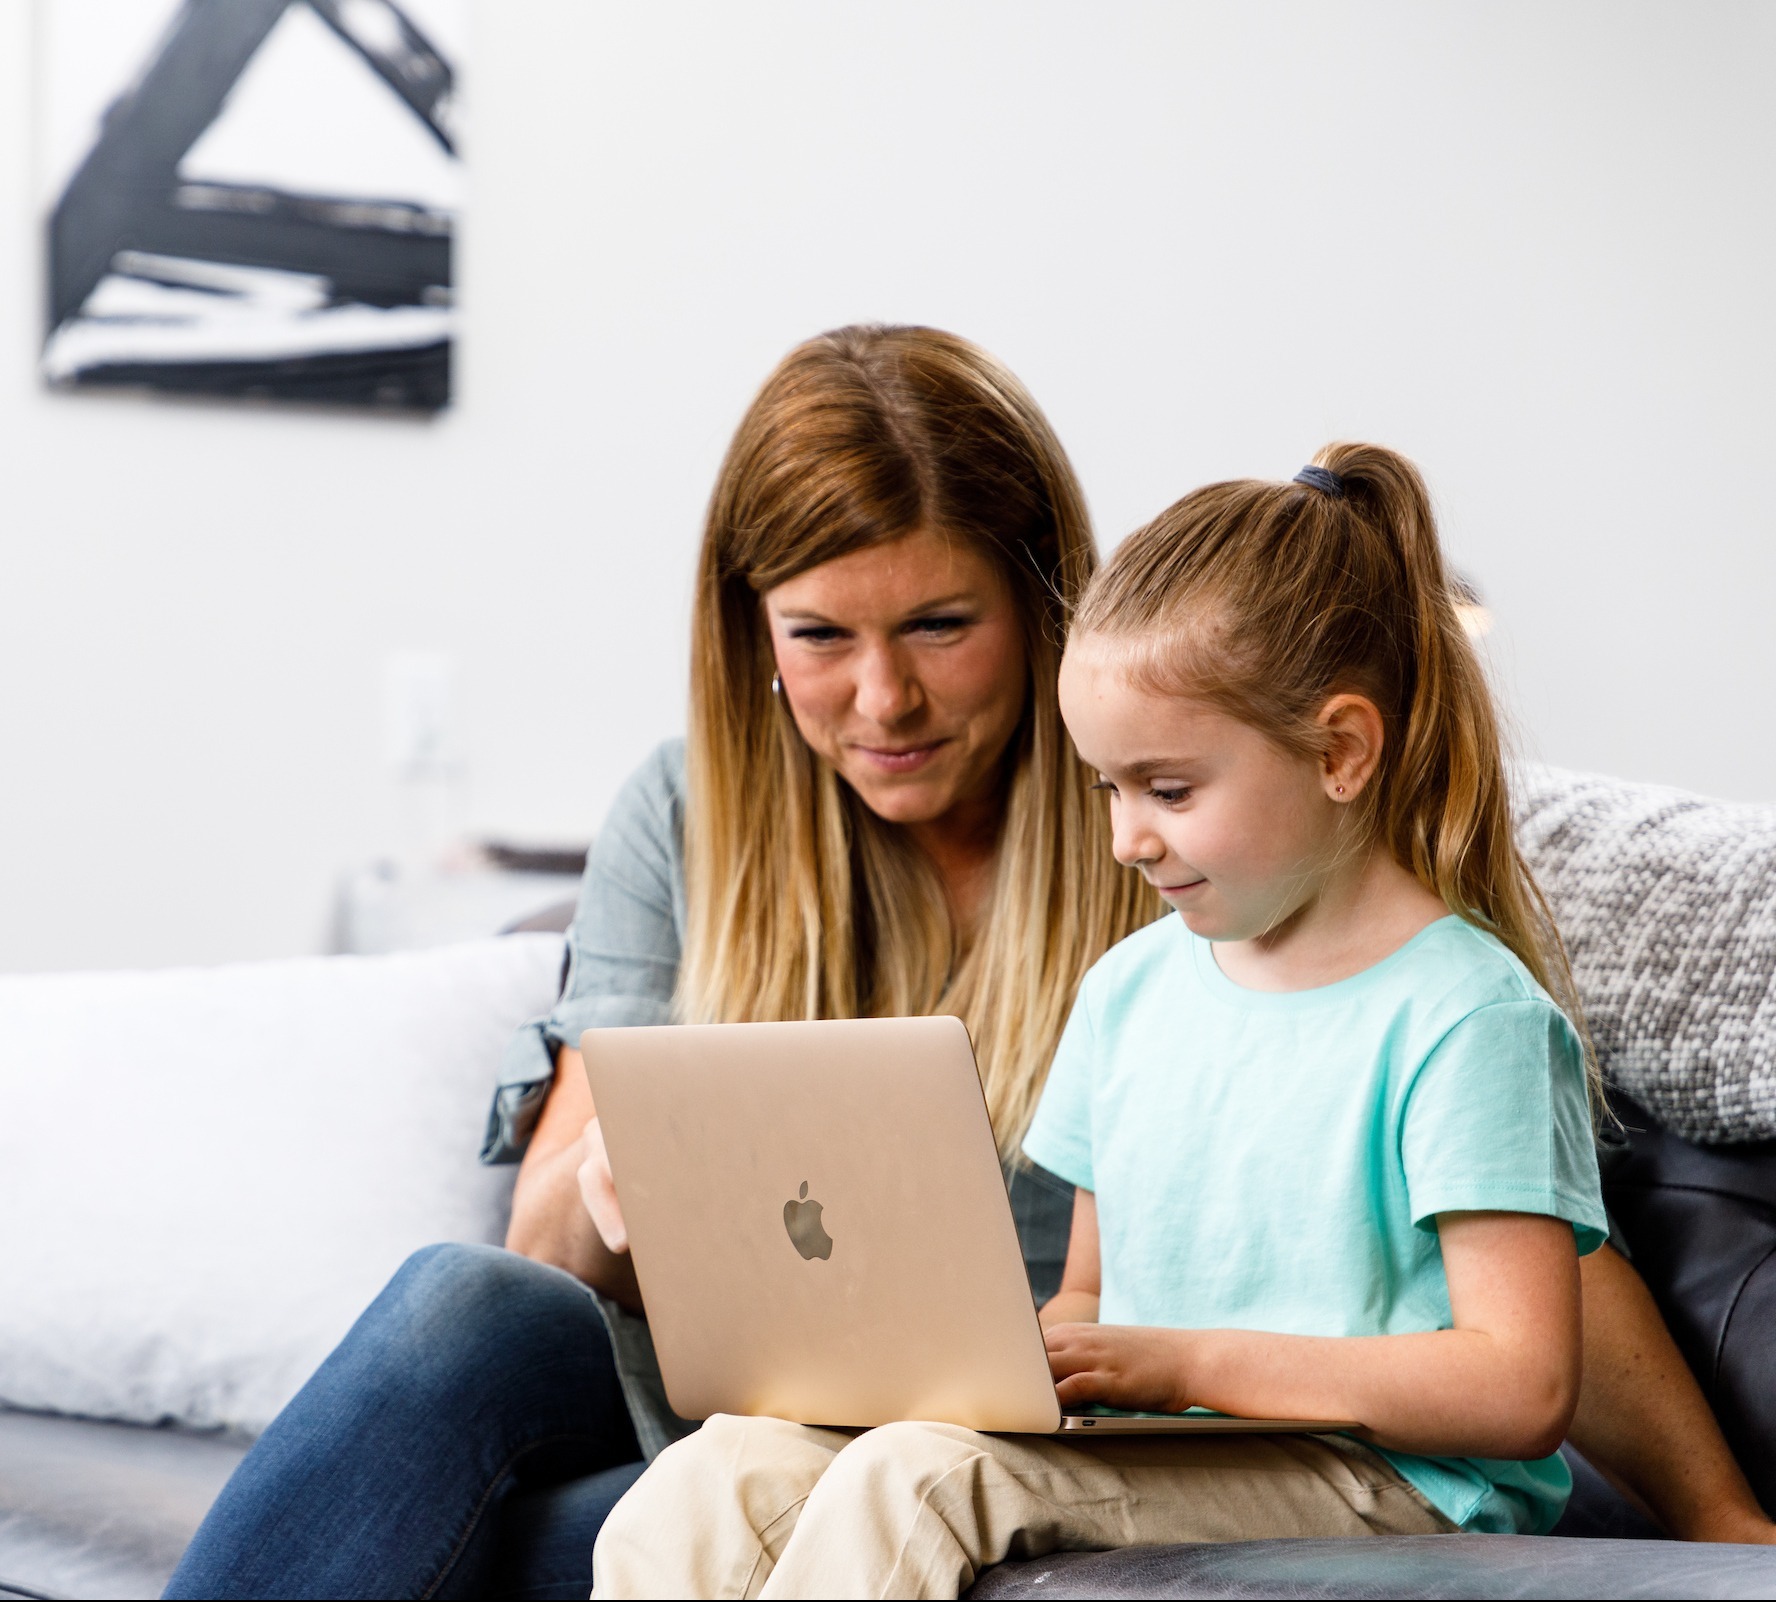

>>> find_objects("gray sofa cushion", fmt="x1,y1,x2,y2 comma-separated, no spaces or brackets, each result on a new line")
1516,767,1776,1142
0,1408,247,1602
966,1534,1776,1599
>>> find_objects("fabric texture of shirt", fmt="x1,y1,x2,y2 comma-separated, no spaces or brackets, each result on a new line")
1023,913,1607,1535
479,738,1076,1458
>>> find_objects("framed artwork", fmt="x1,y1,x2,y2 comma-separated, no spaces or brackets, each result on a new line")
40,0,463,412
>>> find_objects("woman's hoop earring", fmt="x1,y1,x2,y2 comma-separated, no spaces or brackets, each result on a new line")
771,673,782,697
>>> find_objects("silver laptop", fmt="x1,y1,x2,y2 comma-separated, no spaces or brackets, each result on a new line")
581,1016,1354,1437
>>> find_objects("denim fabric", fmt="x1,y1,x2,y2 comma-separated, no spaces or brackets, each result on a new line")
163,1244,641,1601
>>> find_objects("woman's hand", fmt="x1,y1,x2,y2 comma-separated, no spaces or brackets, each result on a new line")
505,1048,642,1309
576,1116,629,1255
1046,1322,1194,1414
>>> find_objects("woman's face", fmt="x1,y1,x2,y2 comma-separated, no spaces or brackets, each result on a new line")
762,528,1029,831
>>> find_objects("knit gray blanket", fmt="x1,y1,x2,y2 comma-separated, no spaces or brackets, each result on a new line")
1517,766,1776,1144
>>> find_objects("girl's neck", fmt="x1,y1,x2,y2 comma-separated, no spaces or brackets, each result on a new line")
1212,847,1450,994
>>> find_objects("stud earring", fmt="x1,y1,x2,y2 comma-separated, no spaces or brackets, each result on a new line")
1335,784,1345,795
771,673,782,697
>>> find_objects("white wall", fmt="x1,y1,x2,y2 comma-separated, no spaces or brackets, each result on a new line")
2,1,1772,974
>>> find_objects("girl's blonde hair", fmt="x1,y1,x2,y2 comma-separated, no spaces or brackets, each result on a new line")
681,324,1161,1156
1074,442,1601,1109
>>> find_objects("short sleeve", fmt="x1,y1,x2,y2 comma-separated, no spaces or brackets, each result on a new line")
480,741,688,1163
1401,1000,1608,1254
1021,982,1099,1192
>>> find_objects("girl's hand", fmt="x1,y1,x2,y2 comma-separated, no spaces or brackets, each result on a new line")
1046,1322,1194,1414
575,1116,630,1254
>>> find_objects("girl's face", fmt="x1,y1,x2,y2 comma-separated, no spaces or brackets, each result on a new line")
1058,636,1344,943
763,528,1028,830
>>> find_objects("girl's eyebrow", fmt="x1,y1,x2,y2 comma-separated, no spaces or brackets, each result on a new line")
1121,756,1199,778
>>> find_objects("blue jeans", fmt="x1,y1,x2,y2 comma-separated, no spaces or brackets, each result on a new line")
164,1244,645,1600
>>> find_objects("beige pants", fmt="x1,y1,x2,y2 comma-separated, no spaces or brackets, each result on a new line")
591,1414,1455,1600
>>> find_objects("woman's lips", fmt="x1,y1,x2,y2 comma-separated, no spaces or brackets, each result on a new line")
851,740,948,774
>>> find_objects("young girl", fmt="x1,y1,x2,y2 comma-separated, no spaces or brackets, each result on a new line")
591,443,1607,1600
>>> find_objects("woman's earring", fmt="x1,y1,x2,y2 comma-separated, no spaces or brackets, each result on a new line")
1335,784,1345,795
771,673,782,697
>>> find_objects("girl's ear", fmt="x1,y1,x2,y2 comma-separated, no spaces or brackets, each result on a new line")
1317,693,1386,803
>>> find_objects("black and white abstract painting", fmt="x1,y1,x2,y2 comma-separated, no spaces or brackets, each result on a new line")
41,0,462,412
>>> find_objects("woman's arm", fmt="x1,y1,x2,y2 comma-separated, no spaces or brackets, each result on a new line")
505,1045,642,1311
1570,1244,1774,1541
497,743,687,1311
1047,1210,1580,1460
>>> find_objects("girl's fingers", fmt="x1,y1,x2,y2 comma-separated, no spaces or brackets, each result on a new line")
1044,1321,1098,1345
1046,1341,1099,1379
1044,1323,1101,1359
1055,1377,1106,1409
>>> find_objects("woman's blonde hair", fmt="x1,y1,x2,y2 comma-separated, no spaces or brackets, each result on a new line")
1073,442,1601,1109
681,324,1160,1156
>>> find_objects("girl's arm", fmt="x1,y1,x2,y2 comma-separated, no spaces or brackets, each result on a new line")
1046,1209,1581,1461
1037,1188,1101,1330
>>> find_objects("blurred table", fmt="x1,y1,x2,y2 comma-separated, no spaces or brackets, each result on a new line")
332,842,585,954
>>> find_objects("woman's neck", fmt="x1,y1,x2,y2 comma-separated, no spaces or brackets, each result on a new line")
907,787,1004,933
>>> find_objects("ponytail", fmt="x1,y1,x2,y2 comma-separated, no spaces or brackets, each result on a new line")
1075,443,1602,1114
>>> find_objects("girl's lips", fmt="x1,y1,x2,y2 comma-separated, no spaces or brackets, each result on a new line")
1158,878,1208,900
852,741,947,774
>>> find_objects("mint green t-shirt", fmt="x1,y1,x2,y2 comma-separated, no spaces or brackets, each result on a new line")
1022,913,1607,1534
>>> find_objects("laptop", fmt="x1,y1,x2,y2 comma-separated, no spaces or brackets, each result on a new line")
581,1015,1355,1437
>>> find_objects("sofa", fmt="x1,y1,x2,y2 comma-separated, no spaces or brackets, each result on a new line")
1,766,1773,1600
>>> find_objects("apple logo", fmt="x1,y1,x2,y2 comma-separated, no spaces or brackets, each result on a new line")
783,1181,833,1261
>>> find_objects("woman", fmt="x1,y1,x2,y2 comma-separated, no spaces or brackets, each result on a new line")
166,327,1769,1601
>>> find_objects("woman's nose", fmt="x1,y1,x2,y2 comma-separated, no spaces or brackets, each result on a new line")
853,645,922,726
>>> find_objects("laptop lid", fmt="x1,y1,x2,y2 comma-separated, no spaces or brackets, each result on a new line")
581,1016,1062,1434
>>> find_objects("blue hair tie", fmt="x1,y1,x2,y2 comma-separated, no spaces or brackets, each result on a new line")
1293,465,1344,496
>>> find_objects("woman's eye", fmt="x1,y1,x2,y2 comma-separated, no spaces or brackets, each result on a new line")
788,626,846,644
907,614,971,637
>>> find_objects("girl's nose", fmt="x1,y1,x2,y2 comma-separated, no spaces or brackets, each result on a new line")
853,644,922,726
1109,801,1162,869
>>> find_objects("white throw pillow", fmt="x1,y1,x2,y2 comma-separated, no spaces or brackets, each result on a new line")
0,935,564,1434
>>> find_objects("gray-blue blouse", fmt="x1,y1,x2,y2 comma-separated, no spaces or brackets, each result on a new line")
480,738,1076,1458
